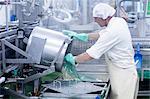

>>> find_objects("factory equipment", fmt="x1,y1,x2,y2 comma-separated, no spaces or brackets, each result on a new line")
0,0,149,98
0,25,110,98
27,27,71,71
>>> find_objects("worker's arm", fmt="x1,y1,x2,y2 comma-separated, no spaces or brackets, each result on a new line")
64,52,94,65
75,52,94,63
88,32,100,41
63,30,100,42
74,32,101,63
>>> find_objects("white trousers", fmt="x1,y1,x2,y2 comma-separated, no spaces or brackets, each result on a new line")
108,64,139,99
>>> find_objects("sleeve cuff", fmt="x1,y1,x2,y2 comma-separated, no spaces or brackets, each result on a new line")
86,49,100,59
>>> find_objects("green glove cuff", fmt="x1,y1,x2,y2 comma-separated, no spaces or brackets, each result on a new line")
74,33,89,42
62,30,89,42
64,53,76,66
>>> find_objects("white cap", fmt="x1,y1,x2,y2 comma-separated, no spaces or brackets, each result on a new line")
93,3,116,19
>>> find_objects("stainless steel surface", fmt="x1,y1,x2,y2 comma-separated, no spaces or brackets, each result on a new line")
26,27,70,71
41,93,99,99
42,81,104,96
26,36,46,64
41,80,110,99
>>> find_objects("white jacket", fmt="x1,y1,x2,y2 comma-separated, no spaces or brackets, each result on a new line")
86,17,135,68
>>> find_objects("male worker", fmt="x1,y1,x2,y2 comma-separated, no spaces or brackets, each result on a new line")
63,3,138,99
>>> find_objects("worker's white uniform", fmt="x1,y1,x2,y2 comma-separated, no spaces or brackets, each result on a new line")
86,17,139,99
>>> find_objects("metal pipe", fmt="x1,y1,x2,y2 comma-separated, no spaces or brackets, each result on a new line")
0,1,26,5
1,40,6,70
81,0,88,24
5,0,8,31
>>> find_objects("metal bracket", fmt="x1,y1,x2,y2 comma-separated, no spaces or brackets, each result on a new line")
51,38,72,71
1,39,33,65
24,69,53,83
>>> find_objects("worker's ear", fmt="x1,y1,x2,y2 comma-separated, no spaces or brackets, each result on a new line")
107,16,112,20
105,16,112,24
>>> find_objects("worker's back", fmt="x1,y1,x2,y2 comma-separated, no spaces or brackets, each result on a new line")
105,17,135,68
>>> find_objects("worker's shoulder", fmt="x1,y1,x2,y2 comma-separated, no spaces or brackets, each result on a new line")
109,17,127,28
112,17,127,23
107,17,128,33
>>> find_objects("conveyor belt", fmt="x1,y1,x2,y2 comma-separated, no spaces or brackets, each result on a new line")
0,25,18,33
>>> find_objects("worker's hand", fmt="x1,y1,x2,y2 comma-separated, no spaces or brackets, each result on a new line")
63,54,80,79
62,30,89,42
62,30,77,38
64,53,76,66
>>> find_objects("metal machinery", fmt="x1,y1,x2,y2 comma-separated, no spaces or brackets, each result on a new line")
0,0,149,99
0,0,112,99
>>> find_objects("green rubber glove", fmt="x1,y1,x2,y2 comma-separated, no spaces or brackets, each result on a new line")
12,69,18,77
63,62,80,80
62,30,88,42
64,53,76,66
62,30,77,37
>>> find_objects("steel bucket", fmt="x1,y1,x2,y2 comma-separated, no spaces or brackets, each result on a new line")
26,26,71,71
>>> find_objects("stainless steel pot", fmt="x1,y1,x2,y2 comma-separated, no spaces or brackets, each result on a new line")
26,26,71,71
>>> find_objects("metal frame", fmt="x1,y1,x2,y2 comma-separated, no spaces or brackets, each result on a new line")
0,34,71,91
0,33,72,98
141,68,150,81
24,39,71,83
1,36,33,71
40,81,110,99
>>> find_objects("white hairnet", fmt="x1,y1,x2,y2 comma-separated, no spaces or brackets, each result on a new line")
93,3,116,19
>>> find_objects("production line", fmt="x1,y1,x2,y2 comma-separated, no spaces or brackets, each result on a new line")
0,0,150,99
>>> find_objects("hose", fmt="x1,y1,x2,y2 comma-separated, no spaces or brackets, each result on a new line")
52,9,72,23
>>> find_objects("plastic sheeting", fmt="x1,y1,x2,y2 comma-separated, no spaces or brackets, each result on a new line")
63,62,100,82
